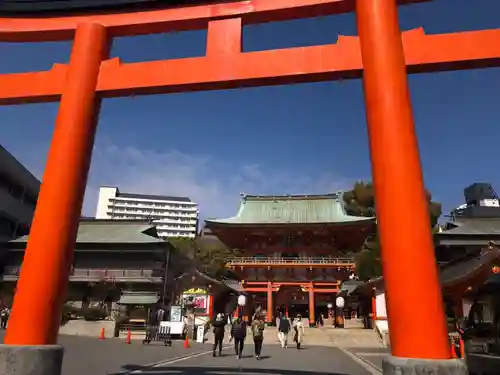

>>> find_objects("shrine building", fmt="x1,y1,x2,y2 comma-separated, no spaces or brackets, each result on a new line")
204,193,375,325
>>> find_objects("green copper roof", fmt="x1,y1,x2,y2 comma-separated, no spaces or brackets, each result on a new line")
11,219,164,244
206,193,375,225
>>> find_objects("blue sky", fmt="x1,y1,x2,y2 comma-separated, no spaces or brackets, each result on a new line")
1,0,500,220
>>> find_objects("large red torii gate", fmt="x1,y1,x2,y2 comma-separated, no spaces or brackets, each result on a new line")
0,0,497,372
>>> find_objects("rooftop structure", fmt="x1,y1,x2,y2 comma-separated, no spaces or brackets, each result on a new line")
437,184,500,263
451,183,500,219
95,186,199,239
0,144,40,241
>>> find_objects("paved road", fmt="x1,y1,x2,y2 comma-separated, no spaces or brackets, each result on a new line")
1,332,386,375
343,347,389,373
0,333,213,375
112,344,382,375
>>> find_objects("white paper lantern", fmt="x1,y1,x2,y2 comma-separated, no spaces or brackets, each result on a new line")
327,303,333,309
237,295,247,306
335,296,345,309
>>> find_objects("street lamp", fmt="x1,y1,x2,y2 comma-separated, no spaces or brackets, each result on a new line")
327,303,334,325
237,294,246,318
335,296,345,329
335,297,345,309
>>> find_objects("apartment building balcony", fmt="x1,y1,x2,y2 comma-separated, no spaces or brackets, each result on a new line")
2,266,163,283
109,209,198,219
109,200,198,212
226,257,355,268
154,218,197,224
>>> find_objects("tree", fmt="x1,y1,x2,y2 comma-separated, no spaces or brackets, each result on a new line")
343,181,442,226
343,181,442,280
168,237,241,279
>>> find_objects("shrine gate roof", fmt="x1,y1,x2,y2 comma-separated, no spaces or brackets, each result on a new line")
205,192,375,226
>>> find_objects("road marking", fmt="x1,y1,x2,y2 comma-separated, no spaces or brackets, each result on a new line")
338,347,383,375
122,345,232,374
354,352,389,356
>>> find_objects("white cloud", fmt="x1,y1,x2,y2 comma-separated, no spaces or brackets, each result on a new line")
13,138,357,221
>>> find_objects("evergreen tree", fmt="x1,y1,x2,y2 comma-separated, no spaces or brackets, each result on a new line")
343,181,442,280
168,237,241,279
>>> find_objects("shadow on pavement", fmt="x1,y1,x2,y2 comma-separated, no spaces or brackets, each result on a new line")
113,365,352,375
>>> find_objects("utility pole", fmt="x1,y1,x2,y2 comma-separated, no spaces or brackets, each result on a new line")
161,245,171,307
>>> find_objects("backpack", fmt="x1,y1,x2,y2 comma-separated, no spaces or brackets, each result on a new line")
279,317,290,332
231,321,245,338
252,321,263,337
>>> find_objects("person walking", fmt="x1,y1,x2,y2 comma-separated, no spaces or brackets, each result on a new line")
277,312,291,348
293,314,306,349
251,313,266,360
230,316,247,359
0,307,9,329
212,313,226,357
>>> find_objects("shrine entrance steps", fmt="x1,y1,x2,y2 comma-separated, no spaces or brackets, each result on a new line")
342,318,366,329
313,319,385,348
206,319,383,347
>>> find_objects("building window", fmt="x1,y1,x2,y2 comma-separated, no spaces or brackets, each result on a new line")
0,216,16,237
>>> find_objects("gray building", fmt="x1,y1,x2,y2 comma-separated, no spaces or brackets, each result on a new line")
3,219,190,309
3,218,242,319
0,145,40,241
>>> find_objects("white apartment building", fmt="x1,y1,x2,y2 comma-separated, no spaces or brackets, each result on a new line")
95,186,198,238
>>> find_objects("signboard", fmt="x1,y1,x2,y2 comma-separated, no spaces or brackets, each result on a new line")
0,0,236,15
192,295,208,309
196,325,205,343
169,305,182,323
182,288,208,313
183,288,208,295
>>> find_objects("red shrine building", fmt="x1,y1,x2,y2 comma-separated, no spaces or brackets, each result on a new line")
204,193,375,325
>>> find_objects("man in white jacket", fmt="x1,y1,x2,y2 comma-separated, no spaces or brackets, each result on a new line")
292,314,306,349
276,312,291,348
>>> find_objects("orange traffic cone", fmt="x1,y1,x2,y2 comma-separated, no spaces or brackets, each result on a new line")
184,335,190,349
99,327,105,340
125,330,131,344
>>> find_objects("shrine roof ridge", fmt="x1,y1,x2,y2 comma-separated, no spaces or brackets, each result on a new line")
205,191,375,226
241,192,342,201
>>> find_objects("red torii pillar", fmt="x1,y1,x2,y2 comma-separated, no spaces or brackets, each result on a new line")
356,0,465,373
1,24,109,374
5,23,109,345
